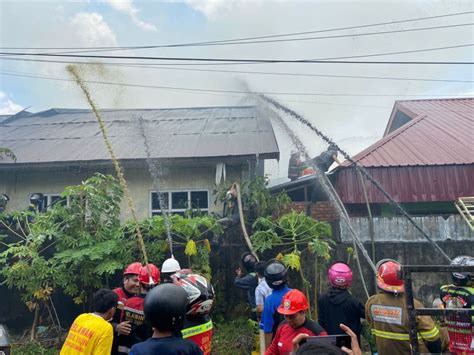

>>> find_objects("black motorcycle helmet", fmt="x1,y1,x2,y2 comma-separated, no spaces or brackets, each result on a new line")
241,252,257,273
29,193,44,205
144,283,189,331
450,255,474,286
172,271,215,319
264,260,288,290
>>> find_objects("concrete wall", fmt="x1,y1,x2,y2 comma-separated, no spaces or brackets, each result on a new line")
340,215,473,242
0,161,246,219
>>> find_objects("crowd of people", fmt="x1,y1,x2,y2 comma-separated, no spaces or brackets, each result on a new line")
235,255,473,355
59,253,473,354
60,257,213,355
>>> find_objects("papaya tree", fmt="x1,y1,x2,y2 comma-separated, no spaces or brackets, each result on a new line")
171,214,223,280
251,211,333,314
123,213,223,280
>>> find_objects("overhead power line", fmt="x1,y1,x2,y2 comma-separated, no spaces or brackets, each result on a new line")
1,70,472,98
1,10,472,52
1,41,472,67
0,53,471,65
2,55,473,83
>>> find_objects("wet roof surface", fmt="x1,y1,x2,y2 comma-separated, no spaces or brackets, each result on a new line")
0,106,279,164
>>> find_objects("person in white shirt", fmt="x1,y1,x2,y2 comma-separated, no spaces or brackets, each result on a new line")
255,261,272,317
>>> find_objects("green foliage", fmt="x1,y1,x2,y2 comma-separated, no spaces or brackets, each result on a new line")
250,230,281,253
11,342,58,355
43,173,128,304
0,211,54,307
123,212,223,280
212,318,257,355
282,251,301,271
0,173,130,309
171,214,222,279
0,147,16,161
251,211,332,260
214,177,291,222
251,211,333,311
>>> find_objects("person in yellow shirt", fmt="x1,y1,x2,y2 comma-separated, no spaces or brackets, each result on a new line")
61,289,118,355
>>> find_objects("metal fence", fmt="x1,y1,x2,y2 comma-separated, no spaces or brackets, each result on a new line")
340,215,472,242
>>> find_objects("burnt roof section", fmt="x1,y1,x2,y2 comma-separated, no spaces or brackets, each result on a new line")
0,106,280,165
341,98,473,167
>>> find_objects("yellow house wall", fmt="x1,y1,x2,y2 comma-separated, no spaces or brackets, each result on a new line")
0,162,245,219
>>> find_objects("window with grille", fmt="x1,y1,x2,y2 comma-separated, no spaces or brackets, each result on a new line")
29,193,68,211
150,190,209,216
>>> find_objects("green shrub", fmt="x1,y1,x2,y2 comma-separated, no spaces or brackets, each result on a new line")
212,318,257,355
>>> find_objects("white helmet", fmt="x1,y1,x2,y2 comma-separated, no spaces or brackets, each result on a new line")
162,257,181,273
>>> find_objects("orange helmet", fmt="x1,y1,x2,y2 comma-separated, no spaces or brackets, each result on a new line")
138,264,161,286
124,262,142,276
277,289,309,315
376,259,404,293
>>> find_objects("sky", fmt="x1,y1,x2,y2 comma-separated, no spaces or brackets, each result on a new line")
0,0,473,178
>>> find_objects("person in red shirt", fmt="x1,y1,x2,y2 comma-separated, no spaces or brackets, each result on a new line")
266,289,327,355
112,262,142,354
117,263,160,354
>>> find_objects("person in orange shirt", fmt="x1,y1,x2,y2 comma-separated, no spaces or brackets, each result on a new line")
61,289,118,355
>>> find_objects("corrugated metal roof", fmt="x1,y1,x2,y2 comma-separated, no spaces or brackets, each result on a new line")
343,98,474,167
0,106,279,165
336,165,474,204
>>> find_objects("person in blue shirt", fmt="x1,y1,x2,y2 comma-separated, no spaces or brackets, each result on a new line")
129,283,202,355
260,260,292,349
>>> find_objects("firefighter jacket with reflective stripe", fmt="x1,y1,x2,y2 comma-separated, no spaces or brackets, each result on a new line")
365,292,440,355
440,284,474,353
182,319,213,355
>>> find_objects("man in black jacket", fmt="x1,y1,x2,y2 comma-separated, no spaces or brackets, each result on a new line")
234,253,259,320
318,261,365,341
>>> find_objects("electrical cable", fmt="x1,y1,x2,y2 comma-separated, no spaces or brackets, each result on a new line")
2,11,472,52
2,56,472,83
1,70,472,98
1,48,473,65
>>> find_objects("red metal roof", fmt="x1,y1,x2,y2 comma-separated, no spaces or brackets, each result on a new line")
336,165,474,204
344,98,474,167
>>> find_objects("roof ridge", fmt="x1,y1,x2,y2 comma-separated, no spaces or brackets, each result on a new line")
347,113,428,166
395,97,474,104
34,105,256,115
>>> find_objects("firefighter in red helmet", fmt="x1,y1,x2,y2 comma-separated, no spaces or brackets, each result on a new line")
111,262,142,354
117,263,160,354
265,289,327,355
365,259,441,355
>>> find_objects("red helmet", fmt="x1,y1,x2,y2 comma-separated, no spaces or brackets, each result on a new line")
376,259,404,293
138,264,161,286
172,272,214,316
124,262,142,276
277,289,309,315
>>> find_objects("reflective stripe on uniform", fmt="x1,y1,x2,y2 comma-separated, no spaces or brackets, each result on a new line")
419,327,440,341
182,320,213,339
372,329,413,341
372,327,439,341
